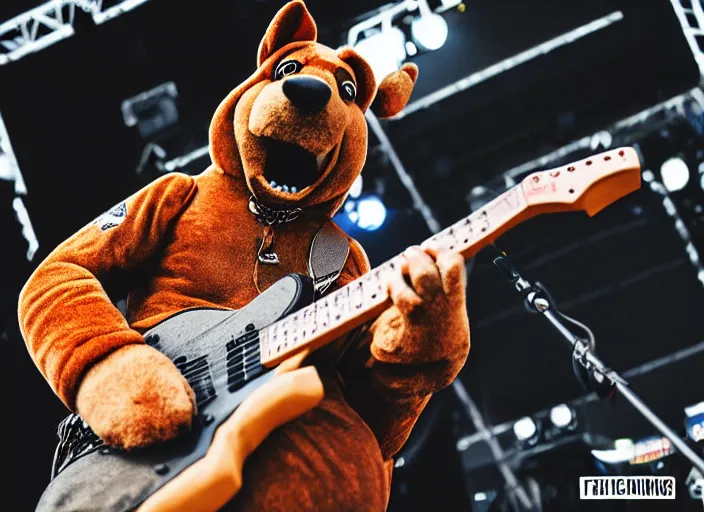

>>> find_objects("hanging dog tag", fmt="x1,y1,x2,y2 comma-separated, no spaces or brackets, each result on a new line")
257,226,280,265
258,252,280,265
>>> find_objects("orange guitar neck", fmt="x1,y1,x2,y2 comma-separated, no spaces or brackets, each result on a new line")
260,147,642,367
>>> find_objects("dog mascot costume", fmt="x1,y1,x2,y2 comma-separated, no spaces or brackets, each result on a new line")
18,2,470,510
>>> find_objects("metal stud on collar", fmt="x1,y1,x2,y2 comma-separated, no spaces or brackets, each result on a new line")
248,197,302,227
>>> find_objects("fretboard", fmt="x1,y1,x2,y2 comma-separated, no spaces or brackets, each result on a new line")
258,185,528,367
259,147,641,367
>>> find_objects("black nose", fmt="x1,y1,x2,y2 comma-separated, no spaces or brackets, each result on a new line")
282,76,332,112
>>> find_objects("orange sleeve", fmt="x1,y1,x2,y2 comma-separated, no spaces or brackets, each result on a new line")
336,238,433,461
17,173,197,411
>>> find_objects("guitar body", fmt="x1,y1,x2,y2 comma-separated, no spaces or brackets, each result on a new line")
38,273,316,512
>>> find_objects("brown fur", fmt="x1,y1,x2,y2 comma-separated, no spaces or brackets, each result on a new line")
18,2,469,510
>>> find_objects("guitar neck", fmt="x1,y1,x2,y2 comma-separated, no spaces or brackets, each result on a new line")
259,147,641,367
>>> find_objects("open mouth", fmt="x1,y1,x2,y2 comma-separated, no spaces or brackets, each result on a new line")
262,138,333,193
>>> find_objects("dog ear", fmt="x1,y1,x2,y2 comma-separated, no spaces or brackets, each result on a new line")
370,63,419,119
337,47,377,113
258,0,317,66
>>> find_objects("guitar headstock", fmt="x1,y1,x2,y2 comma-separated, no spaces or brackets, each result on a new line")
521,147,642,217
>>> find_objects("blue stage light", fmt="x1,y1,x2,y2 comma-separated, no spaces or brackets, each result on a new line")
351,195,387,231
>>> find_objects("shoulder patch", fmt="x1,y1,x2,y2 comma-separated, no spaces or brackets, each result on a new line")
93,202,127,231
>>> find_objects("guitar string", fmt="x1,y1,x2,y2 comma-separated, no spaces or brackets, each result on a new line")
174,254,415,385
167,217,482,387
174,226,479,387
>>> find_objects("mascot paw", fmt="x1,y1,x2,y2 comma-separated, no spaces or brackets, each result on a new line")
371,246,470,394
76,344,195,450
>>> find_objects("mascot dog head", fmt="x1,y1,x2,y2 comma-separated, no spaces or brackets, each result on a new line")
210,0,418,217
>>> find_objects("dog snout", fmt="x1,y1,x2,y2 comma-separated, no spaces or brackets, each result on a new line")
282,76,332,113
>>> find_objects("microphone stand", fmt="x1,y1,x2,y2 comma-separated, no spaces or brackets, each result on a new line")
488,244,704,475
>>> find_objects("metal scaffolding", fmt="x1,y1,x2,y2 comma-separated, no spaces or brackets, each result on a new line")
669,0,704,79
0,0,151,66
0,112,38,260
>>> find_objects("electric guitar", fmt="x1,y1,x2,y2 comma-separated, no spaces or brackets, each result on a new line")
47,147,641,512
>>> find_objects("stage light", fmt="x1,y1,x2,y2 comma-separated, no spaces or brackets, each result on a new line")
355,196,387,231
549,404,575,429
660,157,689,192
615,438,634,450
411,12,448,51
590,130,612,150
513,416,538,444
354,27,406,82
121,82,179,139
405,41,418,57
349,175,363,199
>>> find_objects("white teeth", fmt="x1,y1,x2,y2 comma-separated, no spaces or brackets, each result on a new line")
317,153,327,170
269,180,301,193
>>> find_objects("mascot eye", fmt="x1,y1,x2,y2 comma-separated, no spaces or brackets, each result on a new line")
274,60,303,80
340,81,357,102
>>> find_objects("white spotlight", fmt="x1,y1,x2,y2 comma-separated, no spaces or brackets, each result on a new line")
660,157,690,192
513,417,537,442
411,13,449,51
349,175,363,199
405,41,418,57
356,196,387,231
550,404,574,429
354,27,406,82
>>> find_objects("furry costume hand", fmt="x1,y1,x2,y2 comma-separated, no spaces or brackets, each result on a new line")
75,344,196,450
370,246,470,396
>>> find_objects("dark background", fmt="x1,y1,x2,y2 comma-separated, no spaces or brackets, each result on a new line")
1,0,703,510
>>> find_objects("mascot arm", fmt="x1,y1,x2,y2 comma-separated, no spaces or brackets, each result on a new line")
338,240,470,461
18,173,197,411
